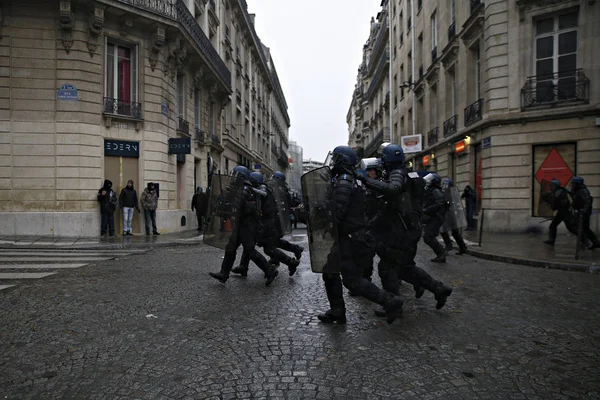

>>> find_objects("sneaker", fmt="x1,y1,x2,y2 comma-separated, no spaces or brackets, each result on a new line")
209,272,228,284
317,310,347,324
231,266,248,277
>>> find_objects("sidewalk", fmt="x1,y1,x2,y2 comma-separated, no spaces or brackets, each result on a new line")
462,230,600,273
0,230,203,250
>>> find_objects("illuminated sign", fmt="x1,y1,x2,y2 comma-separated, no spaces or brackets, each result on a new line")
423,155,430,166
455,140,466,154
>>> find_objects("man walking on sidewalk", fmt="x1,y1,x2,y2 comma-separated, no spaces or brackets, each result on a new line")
119,180,140,236
141,183,160,236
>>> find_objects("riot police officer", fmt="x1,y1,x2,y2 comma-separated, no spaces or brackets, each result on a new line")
231,172,301,277
358,158,384,283
422,173,448,263
543,178,577,246
358,144,453,311
209,166,279,286
317,146,404,325
270,171,304,261
440,178,468,255
570,176,600,249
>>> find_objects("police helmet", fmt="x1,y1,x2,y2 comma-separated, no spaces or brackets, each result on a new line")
571,176,584,185
249,172,264,186
232,165,250,180
443,178,454,189
424,172,442,187
550,178,561,188
331,146,358,169
272,171,286,181
381,144,405,168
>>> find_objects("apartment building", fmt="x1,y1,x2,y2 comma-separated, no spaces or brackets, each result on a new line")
349,0,599,232
0,0,290,236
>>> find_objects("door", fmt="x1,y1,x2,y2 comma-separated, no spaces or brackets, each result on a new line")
104,156,140,234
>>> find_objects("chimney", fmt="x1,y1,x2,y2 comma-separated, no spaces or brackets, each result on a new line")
249,13,255,26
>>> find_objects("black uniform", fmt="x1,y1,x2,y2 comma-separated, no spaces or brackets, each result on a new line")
211,182,278,285
422,184,447,260
440,186,467,254
361,169,452,310
571,184,600,249
545,186,577,243
320,171,403,324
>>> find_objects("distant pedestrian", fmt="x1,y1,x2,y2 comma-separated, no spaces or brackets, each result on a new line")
97,179,118,237
140,182,160,235
119,180,140,236
461,185,477,230
191,187,208,233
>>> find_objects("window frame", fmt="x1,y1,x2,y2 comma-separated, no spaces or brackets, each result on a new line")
533,12,578,80
177,74,185,119
104,37,139,104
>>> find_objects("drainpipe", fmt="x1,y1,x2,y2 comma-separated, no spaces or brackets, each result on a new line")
411,0,416,138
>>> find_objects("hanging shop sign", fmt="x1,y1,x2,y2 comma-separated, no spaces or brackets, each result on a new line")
455,140,466,154
422,155,430,167
168,137,191,154
401,135,423,154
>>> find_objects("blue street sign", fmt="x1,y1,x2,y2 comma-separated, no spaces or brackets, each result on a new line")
482,137,491,149
57,84,79,101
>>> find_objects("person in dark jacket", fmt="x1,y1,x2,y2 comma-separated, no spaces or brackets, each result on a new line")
97,179,117,237
543,179,576,246
119,180,140,236
461,185,477,230
422,173,448,263
570,176,600,249
191,187,208,232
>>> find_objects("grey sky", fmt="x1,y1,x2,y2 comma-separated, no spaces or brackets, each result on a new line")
246,0,382,161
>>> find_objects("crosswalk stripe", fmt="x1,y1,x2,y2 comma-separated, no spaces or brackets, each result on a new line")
0,264,87,269
0,284,15,291
0,252,130,257
0,257,111,263
0,272,57,279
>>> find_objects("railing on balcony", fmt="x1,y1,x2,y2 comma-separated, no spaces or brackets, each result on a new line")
443,115,457,137
431,46,437,62
464,99,483,127
365,51,390,100
103,97,143,120
448,21,456,41
117,0,177,19
470,0,483,14
178,117,190,135
521,69,590,110
195,127,205,143
427,127,439,146
210,133,221,146
176,0,231,89
364,129,384,157
368,22,389,74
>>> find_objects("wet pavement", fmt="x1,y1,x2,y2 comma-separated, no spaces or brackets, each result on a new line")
1,234,599,399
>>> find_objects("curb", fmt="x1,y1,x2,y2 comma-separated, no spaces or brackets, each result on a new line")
466,248,597,274
0,240,205,251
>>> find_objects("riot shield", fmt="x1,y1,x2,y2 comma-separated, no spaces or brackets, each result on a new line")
301,166,340,273
203,174,244,250
537,179,554,218
269,179,292,235
441,186,468,232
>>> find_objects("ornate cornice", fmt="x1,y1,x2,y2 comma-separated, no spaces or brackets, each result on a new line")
440,41,459,70
516,0,584,21
149,26,166,71
425,64,440,86
87,4,104,57
59,0,74,53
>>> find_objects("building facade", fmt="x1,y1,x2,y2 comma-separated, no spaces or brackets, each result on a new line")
302,159,324,174
349,0,599,233
0,0,290,237
287,140,302,199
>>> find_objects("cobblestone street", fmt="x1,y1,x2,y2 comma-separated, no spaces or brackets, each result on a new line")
1,236,599,399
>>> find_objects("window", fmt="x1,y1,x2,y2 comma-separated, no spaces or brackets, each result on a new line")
209,102,215,135
535,11,578,102
431,13,438,51
394,74,397,105
177,75,185,119
417,0,422,11
104,39,139,117
475,44,481,99
450,0,456,24
430,85,438,128
400,64,405,98
194,89,200,129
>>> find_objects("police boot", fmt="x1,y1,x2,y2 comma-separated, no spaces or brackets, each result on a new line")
381,293,404,324
434,284,453,310
373,308,386,318
294,246,304,260
445,243,454,252
457,246,467,255
208,272,228,284
317,309,346,324
543,240,555,246
287,258,300,276
231,265,248,277
414,285,425,299
431,251,447,263
268,258,281,267
265,267,279,287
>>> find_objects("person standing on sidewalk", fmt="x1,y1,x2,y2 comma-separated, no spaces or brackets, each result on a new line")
461,185,477,231
191,187,208,233
97,179,118,237
140,182,160,236
119,180,141,236
570,176,600,250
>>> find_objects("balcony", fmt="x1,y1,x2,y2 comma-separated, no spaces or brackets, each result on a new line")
176,0,231,90
521,69,590,111
448,21,456,41
470,0,483,15
443,115,457,137
195,127,205,143
103,97,143,120
365,50,390,100
431,46,437,62
427,127,439,146
364,129,384,157
464,99,483,127
116,0,177,19
177,117,190,135
368,22,389,74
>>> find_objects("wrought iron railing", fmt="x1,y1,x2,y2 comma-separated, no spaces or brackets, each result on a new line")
427,127,439,146
103,97,143,119
448,21,456,41
117,0,177,19
195,127,205,142
178,117,190,135
464,99,483,126
176,0,231,89
470,0,483,15
210,134,220,146
431,46,437,62
443,115,457,137
368,21,389,74
521,69,590,110
364,129,384,157
365,50,390,100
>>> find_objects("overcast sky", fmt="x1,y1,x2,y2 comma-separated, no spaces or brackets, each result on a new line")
246,0,382,162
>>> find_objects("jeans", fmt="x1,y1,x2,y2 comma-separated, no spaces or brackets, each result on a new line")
101,212,115,236
123,207,134,233
144,209,157,234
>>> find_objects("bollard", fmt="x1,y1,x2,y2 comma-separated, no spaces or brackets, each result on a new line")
575,211,583,260
478,208,485,247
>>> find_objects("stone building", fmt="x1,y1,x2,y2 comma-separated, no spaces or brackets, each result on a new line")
287,140,302,198
349,0,599,232
0,0,290,236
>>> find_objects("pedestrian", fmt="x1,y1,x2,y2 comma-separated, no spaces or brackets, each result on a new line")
422,173,448,263
314,145,404,325
97,179,118,237
191,187,208,233
209,166,279,286
461,185,477,230
140,182,160,236
440,178,468,255
358,144,453,316
119,180,141,236
570,176,600,250
542,179,578,246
